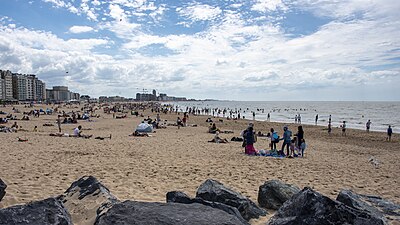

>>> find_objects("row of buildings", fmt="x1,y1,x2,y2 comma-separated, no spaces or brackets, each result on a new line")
135,90,187,102
0,70,80,102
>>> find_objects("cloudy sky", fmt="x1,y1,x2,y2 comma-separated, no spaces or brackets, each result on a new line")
0,0,399,100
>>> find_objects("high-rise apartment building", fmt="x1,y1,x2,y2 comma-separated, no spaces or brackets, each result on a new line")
0,70,14,100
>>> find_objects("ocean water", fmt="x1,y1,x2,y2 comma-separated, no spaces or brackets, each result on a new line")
167,101,400,133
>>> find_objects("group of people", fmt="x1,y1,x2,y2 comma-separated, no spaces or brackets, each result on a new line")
242,123,307,158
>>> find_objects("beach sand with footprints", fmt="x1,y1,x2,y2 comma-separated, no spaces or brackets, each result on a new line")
0,104,399,224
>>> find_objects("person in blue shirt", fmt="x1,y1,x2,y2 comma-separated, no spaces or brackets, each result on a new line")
280,126,292,156
387,125,393,142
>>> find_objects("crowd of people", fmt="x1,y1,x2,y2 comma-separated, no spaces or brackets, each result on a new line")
241,123,307,158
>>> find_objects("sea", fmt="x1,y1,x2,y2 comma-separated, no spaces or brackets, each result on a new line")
165,101,400,134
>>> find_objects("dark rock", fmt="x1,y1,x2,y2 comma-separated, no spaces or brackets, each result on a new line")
0,197,72,225
0,179,6,202
196,179,267,221
167,191,249,225
337,189,400,222
166,191,193,204
258,180,300,209
96,200,247,225
267,187,386,225
58,176,119,225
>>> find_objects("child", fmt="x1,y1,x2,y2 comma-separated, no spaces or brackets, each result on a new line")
300,139,307,157
288,138,296,158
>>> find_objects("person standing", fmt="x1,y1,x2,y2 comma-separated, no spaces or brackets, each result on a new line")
281,126,292,156
341,121,346,136
295,126,304,148
366,120,371,132
328,122,332,135
267,113,270,121
329,115,332,124
244,126,257,155
387,125,393,141
315,114,318,125
252,111,255,120
57,115,62,133
298,114,301,124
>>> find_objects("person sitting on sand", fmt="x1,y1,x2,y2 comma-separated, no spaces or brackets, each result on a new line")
208,123,220,134
208,131,228,143
11,121,19,129
177,117,183,129
129,130,149,137
73,125,92,139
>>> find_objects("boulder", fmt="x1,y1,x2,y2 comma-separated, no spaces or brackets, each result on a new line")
196,179,267,221
258,180,300,209
0,197,72,225
167,191,249,225
267,187,386,225
337,189,400,223
166,191,193,204
96,200,247,225
58,176,119,225
0,179,6,202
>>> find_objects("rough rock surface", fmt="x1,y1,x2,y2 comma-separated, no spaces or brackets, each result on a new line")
167,191,249,225
96,200,248,225
0,179,6,202
337,189,400,223
267,187,386,225
258,180,300,210
0,197,72,225
196,179,267,221
58,175,119,225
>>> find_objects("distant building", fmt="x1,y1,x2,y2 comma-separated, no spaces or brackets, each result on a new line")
35,79,46,101
12,73,28,101
0,70,13,100
46,86,79,102
0,78,4,100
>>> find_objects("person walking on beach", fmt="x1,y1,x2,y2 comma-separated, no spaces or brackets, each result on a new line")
57,115,62,133
267,113,270,121
341,121,346,136
253,111,255,120
366,120,371,132
387,125,393,141
280,126,292,156
315,114,318,125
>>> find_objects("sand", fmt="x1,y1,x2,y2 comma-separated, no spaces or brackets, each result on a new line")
0,104,399,224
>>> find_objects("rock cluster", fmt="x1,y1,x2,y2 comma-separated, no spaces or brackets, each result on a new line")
0,177,398,225
0,179,6,202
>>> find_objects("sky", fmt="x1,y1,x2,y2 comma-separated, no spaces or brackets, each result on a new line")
0,0,399,101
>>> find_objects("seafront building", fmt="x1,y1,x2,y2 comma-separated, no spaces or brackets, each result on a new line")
0,70,14,101
46,86,80,102
1,69,80,103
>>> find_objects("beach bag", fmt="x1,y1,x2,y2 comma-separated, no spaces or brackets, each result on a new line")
272,132,279,140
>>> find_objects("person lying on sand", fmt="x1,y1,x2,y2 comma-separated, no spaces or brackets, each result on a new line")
208,131,228,143
95,134,112,140
129,130,149,137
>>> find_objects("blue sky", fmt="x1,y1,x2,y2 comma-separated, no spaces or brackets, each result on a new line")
0,0,399,100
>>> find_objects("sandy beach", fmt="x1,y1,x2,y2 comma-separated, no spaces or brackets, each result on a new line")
0,104,399,224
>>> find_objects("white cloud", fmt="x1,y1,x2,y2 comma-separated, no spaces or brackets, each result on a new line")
251,0,287,12
177,3,222,22
68,25,94,33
